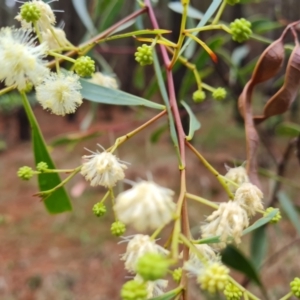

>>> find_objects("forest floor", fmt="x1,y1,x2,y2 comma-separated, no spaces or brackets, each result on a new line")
0,101,299,300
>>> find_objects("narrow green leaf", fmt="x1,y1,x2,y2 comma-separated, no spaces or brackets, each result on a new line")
152,50,181,162
178,0,222,57
276,122,300,137
72,0,97,35
243,209,278,235
80,79,165,110
168,2,204,20
278,191,300,235
221,245,262,287
180,101,201,140
20,93,72,214
251,225,268,269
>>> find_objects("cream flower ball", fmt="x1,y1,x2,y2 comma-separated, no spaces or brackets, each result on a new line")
114,181,176,231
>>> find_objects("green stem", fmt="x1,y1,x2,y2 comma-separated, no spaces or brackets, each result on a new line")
186,142,234,199
185,24,231,34
48,51,76,63
169,0,190,68
109,188,118,220
0,85,15,96
151,223,167,240
33,22,42,43
229,277,260,300
100,190,110,204
186,193,219,209
279,292,293,300
212,0,227,25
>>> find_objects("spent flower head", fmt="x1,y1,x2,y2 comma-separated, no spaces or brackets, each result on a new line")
201,201,249,247
120,234,169,273
224,165,249,193
81,146,128,188
114,181,176,231
234,182,263,217
0,27,49,90
90,72,118,89
16,0,56,32
36,71,82,116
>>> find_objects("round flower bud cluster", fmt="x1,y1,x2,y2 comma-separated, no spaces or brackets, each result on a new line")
111,221,126,236
92,202,106,217
17,166,34,180
135,44,153,66
193,90,206,102
114,181,176,231
36,161,48,172
121,280,148,300
213,87,227,101
172,268,182,283
81,147,127,188
74,56,95,77
264,207,281,224
197,262,229,294
137,253,169,281
224,282,243,300
20,2,41,23
230,18,252,43
226,0,240,5
290,277,300,298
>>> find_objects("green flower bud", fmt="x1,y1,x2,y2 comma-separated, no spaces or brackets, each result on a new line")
111,221,126,236
74,56,95,77
36,162,49,172
291,277,300,298
226,0,240,6
193,90,206,103
264,207,281,224
134,44,153,66
92,202,106,217
17,166,34,181
172,268,182,283
213,87,227,101
230,18,252,43
224,282,243,300
20,2,41,23
137,253,169,281
121,280,148,300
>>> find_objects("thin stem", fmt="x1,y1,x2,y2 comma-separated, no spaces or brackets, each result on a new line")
229,277,260,300
212,0,227,25
109,188,118,220
107,110,167,153
169,0,189,68
0,85,15,96
48,51,76,63
33,22,42,43
186,193,219,209
185,24,231,34
151,223,167,240
100,190,110,204
279,292,293,300
186,142,234,199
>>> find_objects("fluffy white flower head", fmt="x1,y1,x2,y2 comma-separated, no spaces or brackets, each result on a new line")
42,27,71,50
201,201,249,247
16,0,56,32
36,71,82,116
134,275,168,298
120,234,169,273
234,182,264,217
81,146,127,188
114,181,176,231
224,165,249,192
90,72,118,89
0,27,48,90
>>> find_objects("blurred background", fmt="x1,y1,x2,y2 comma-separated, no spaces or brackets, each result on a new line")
0,0,300,299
